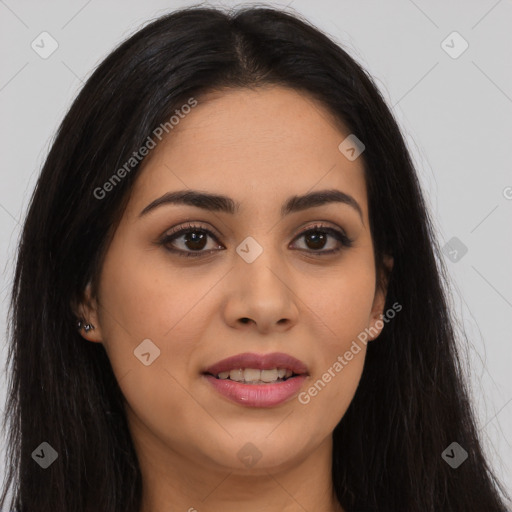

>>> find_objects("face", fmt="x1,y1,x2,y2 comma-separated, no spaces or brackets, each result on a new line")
79,86,391,475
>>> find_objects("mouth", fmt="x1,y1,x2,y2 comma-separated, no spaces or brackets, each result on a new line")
202,352,309,407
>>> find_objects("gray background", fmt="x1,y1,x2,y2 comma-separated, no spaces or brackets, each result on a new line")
1,0,511,506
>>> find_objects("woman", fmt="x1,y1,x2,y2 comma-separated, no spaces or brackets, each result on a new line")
1,5,509,512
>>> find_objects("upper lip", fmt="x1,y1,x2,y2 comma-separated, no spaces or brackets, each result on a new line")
203,352,309,376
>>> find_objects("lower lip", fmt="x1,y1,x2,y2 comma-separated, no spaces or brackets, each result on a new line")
204,374,307,407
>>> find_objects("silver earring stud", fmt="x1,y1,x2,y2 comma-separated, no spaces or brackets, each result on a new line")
77,319,95,332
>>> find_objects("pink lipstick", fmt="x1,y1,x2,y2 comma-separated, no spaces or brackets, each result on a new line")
203,352,309,407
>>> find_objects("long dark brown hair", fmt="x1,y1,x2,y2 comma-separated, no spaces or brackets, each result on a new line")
1,5,509,511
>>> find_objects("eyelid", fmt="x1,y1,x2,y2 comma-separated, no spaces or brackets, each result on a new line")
294,221,348,239
163,221,220,239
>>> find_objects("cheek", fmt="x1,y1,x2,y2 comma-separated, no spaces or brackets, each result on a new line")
294,262,375,424
95,250,219,451
98,240,218,348
96,240,229,404
305,261,376,348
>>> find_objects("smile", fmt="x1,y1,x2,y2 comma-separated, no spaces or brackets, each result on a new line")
203,352,309,407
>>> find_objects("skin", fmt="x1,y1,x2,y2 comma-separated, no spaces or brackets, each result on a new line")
77,86,393,512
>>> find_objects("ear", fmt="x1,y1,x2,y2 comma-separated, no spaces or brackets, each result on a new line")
71,282,103,343
367,254,394,341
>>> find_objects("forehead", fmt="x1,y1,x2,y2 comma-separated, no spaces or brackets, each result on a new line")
129,86,368,218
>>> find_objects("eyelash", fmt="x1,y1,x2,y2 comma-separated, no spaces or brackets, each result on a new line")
159,222,354,258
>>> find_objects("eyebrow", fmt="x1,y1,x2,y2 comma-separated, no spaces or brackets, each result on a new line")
139,188,363,221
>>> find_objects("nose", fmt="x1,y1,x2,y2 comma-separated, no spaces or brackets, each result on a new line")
222,249,299,335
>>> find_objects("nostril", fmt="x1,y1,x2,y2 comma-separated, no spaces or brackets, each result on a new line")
240,318,251,324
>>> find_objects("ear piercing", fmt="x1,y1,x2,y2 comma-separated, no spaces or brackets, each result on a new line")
77,319,95,332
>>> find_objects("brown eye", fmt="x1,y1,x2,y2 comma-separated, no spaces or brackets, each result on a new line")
303,231,328,250
160,224,224,258
180,230,208,251
160,222,353,259
291,225,353,254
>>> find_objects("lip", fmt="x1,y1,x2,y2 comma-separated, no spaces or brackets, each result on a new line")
204,374,307,407
202,352,309,408
203,352,309,376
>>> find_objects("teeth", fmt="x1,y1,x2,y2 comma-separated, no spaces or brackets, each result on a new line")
244,368,261,382
229,369,244,382
216,368,295,383
260,369,278,382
